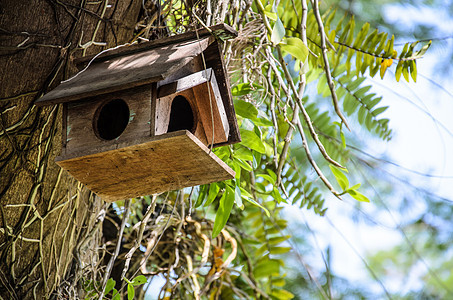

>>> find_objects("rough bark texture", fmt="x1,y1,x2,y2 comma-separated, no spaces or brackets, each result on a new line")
0,0,141,298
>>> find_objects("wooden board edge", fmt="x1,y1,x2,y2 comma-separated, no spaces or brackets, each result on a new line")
35,76,162,107
56,130,235,202
74,24,238,66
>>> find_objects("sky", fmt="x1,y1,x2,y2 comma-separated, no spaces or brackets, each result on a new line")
284,1,453,296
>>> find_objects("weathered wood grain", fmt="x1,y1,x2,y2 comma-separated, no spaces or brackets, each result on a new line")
202,41,241,145
156,69,229,146
64,84,154,156
35,37,211,106
56,130,235,202
73,23,238,66
155,88,209,145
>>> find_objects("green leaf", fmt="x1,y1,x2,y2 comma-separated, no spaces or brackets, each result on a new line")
112,289,121,300
204,183,220,207
272,187,285,204
340,131,346,148
372,106,388,116
234,185,243,208
281,37,308,62
131,275,147,286
271,289,295,300
240,188,270,217
358,106,366,125
212,186,235,237
264,4,277,21
232,84,263,97
347,189,370,202
402,61,410,82
384,34,395,57
234,157,253,171
269,235,291,245
410,60,417,82
395,60,403,82
104,278,116,296
127,284,135,300
348,183,361,190
329,165,349,190
271,17,285,45
234,146,253,161
255,109,273,126
239,129,266,154
353,22,370,48
415,40,431,57
257,174,275,185
195,185,208,207
270,246,292,254
253,259,280,279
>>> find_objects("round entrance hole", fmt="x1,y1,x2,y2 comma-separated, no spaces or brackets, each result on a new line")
94,99,130,140
167,95,195,133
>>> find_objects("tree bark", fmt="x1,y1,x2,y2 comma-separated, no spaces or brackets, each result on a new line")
0,0,141,298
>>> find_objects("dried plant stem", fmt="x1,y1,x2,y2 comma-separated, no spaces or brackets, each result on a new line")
99,199,131,300
295,116,342,200
121,195,158,280
276,47,345,169
200,228,237,295
311,0,350,130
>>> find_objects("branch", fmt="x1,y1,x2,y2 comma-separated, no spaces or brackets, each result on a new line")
311,0,350,130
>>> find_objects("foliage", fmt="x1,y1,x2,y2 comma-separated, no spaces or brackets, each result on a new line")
1,0,449,298
88,0,435,298
83,275,146,300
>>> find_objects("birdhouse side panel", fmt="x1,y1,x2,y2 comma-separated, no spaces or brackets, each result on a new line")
191,80,230,145
155,69,229,147
202,41,241,146
154,88,208,145
64,85,154,157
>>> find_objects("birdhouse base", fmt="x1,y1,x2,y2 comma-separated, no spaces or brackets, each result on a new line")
56,131,235,202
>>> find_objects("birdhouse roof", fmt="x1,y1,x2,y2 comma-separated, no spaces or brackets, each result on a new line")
35,24,237,106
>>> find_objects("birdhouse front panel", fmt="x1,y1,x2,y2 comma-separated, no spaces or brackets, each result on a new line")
63,84,154,157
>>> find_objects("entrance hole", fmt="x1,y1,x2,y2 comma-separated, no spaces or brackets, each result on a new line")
94,99,129,140
167,95,195,133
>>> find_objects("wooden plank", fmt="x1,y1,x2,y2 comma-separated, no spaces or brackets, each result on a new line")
62,103,67,148
192,81,229,145
157,65,211,98
56,130,235,202
203,41,241,146
35,37,212,106
74,24,238,66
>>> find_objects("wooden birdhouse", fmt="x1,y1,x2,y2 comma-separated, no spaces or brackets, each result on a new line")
35,24,240,202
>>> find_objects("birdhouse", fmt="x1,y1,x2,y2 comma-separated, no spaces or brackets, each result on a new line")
35,24,240,202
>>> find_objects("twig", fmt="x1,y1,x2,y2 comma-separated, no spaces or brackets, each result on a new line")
295,115,342,199
99,199,131,300
172,217,210,289
120,195,158,280
200,228,237,295
311,0,350,130
335,41,421,61
276,46,345,169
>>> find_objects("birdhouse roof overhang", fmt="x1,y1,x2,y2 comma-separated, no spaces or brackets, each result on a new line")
35,24,238,107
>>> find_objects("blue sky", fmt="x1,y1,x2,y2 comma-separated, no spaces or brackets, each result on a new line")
284,2,453,296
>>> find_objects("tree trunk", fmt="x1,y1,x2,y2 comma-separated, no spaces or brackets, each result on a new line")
0,0,141,298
